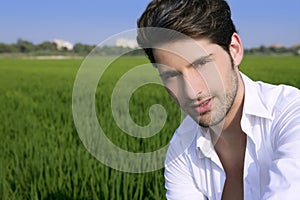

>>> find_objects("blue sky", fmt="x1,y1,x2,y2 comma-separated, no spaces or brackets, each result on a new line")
0,0,299,48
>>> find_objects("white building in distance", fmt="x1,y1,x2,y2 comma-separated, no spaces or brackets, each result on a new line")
116,38,138,49
53,39,73,50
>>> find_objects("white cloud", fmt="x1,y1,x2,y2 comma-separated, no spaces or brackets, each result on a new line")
53,39,73,50
115,38,138,49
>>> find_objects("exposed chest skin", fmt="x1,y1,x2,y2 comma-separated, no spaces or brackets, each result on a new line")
215,130,247,200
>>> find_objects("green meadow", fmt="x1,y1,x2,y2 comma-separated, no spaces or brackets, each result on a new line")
0,56,299,199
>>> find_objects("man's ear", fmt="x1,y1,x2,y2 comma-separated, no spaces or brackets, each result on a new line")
229,33,244,67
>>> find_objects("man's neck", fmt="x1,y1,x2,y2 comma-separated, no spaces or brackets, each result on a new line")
209,71,245,145
222,71,245,135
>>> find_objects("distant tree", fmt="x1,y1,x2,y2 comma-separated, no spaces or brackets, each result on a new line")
37,41,57,51
96,45,138,56
269,46,288,54
259,45,270,54
248,47,260,54
73,43,95,55
16,39,35,53
0,43,18,53
290,45,300,56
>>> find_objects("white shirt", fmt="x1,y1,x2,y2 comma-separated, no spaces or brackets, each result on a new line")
164,73,300,200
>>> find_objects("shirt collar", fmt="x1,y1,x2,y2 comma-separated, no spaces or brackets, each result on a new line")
195,73,273,158
241,73,273,120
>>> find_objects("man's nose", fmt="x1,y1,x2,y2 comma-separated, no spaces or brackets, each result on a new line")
181,69,207,101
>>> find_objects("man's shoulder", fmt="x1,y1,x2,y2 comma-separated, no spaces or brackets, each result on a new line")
251,78,300,135
242,73,300,116
256,79,299,97
243,73,299,99
256,81,300,112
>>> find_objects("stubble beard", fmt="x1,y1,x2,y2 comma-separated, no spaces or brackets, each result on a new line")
197,69,239,128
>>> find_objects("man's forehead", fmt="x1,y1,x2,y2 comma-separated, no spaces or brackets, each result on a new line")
154,39,211,64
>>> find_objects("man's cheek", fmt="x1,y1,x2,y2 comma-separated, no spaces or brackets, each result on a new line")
164,82,181,106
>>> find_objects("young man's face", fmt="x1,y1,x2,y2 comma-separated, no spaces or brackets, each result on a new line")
153,37,240,127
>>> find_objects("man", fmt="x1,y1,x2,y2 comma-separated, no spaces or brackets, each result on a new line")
137,0,300,199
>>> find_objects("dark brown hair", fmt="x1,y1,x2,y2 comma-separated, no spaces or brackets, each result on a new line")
137,0,237,63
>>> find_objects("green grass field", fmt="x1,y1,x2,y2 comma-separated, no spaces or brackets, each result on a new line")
0,56,299,200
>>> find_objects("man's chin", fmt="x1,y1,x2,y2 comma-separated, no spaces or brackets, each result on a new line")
190,111,226,128
189,111,212,128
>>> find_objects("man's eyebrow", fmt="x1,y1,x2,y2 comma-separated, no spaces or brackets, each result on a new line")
190,53,213,66
159,70,180,78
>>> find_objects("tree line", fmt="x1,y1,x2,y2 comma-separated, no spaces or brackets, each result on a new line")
0,39,299,56
244,45,300,56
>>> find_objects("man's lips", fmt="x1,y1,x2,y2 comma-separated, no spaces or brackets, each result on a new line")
191,97,214,114
191,97,213,107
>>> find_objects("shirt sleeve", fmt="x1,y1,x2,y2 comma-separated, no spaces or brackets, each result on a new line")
164,147,207,200
262,98,300,199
